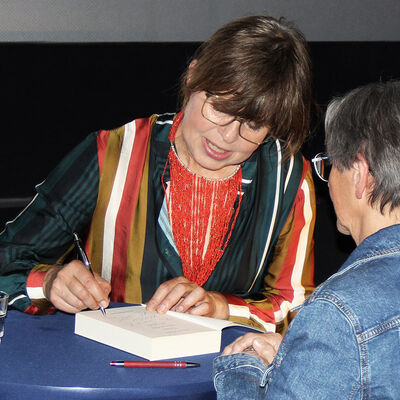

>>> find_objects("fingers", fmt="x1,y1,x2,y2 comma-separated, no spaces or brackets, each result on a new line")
186,291,229,319
70,269,110,309
252,333,282,364
146,277,229,319
173,286,207,313
222,332,282,365
222,333,259,355
146,277,199,313
94,274,112,308
43,260,111,314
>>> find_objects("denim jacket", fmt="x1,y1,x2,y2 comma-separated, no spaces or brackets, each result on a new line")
214,224,400,399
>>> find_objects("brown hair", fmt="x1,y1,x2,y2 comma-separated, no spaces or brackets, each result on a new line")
181,15,313,155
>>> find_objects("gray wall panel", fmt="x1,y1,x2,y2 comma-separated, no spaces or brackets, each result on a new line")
0,0,399,42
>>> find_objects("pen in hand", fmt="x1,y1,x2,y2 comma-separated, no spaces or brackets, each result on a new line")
109,361,200,368
73,232,107,316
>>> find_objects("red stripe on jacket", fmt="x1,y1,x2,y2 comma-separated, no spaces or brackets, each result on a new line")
111,118,152,301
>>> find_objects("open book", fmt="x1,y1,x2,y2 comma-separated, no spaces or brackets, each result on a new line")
75,305,249,360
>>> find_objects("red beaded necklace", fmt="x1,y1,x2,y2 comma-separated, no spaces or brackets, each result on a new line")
161,112,243,286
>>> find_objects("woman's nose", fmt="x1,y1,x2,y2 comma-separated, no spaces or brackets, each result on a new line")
218,121,241,143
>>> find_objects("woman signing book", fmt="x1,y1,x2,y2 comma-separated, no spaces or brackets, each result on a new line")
0,15,315,333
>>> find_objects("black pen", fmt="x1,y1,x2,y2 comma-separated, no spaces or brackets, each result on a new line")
110,361,200,368
73,232,107,316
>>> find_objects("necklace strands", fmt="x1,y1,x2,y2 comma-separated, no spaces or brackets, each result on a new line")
161,112,243,286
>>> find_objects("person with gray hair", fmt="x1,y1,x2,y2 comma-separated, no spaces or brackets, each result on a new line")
213,80,400,399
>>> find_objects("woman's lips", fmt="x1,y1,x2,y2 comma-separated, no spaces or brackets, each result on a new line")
203,138,232,160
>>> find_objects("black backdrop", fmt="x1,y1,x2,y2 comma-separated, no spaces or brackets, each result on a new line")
1,41,399,284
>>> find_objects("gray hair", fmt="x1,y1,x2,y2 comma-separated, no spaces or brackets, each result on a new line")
325,80,400,213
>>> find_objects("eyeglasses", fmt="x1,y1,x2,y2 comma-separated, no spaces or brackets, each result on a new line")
201,93,269,146
311,152,331,182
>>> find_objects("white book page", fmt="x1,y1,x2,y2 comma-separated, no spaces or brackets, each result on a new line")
77,305,262,337
80,306,214,338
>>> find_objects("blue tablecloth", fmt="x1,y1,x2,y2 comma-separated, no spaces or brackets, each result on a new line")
0,305,255,399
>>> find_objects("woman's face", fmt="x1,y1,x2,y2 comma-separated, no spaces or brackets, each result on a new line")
175,91,269,179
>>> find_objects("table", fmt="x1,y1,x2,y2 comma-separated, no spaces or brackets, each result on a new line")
0,305,256,400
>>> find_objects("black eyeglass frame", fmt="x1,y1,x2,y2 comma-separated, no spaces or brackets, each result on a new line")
201,92,269,146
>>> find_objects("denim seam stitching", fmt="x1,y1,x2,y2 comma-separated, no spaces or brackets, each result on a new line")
260,364,274,387
310,293,362,333
359,334,369,399
309,248,400,301
309,294,375,398
358,317,400,343
333,248,400,277
306,248,400,307
214,363,267,389
298,294,370,397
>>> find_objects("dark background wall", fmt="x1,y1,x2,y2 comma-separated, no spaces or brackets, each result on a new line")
1,41,399,285
0,1,399,285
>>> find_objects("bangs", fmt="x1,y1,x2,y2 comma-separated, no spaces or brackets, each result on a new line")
209,91,274,129
185,50,298,137
180,15,312,155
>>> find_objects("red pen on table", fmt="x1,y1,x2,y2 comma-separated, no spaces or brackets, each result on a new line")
110,361,200,368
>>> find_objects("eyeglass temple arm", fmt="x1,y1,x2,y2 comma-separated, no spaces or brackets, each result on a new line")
311,155,329,162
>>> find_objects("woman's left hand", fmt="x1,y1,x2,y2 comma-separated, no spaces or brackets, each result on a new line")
146,276,229,319
222,332,282,365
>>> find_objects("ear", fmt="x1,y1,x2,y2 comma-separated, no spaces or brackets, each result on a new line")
353,153,372,200
189,59,198,69
186,59,198,83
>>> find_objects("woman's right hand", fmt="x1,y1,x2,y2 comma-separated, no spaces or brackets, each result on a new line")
42,260,111,314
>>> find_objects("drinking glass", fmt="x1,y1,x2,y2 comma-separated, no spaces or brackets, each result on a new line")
0,291,9,343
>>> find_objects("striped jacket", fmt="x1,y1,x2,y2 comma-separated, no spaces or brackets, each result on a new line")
0,113,315,332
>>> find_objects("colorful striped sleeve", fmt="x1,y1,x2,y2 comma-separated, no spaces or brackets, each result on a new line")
223,161,316,333
0,132,100,314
